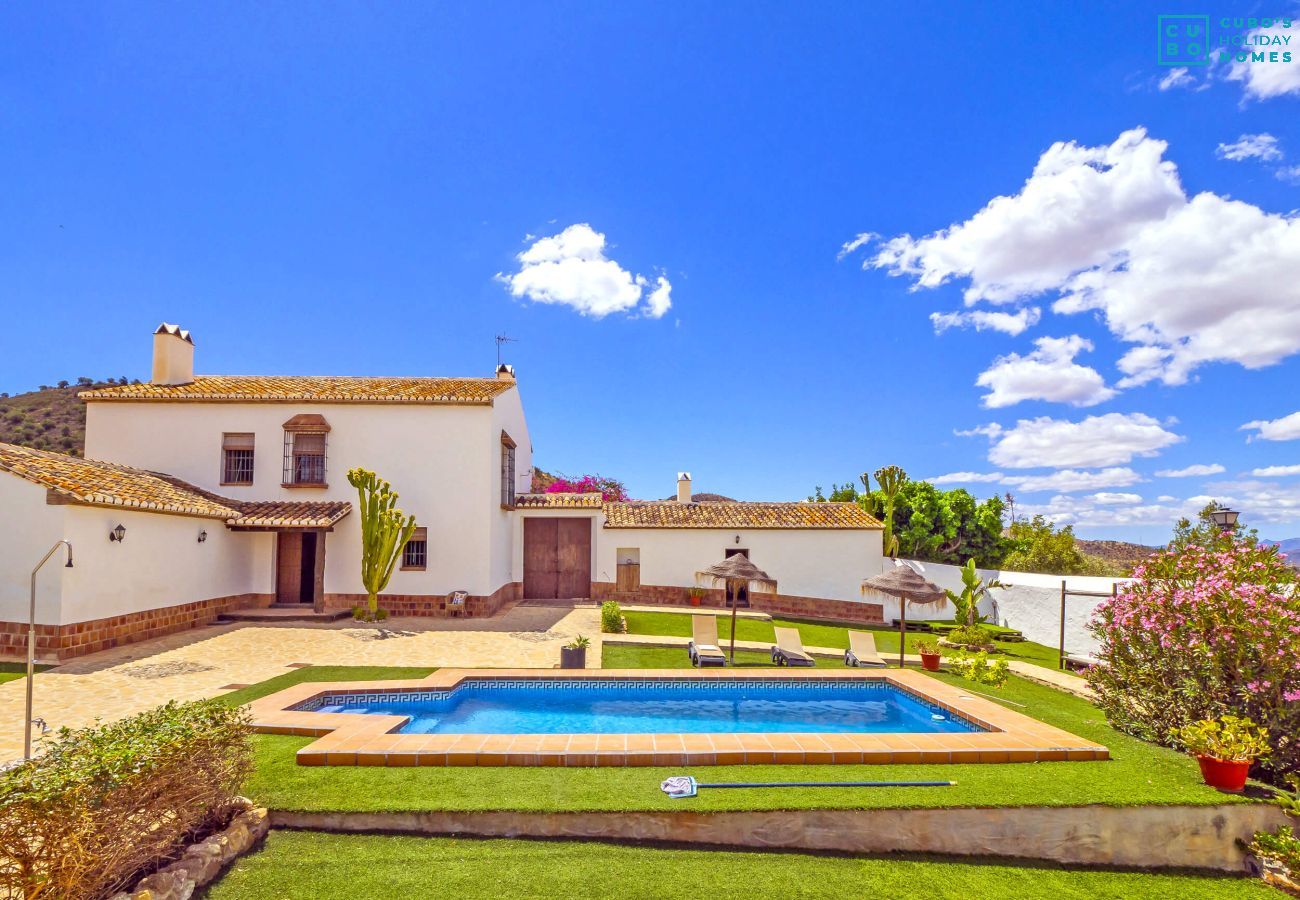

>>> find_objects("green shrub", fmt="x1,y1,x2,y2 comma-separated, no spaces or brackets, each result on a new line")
947,649,1009,687
0,699,251,900
946,624,995,648
1249,825,1300,873
600,601,625,634
915,637,941,656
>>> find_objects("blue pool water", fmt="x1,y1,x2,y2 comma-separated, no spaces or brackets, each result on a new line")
305,679,983,735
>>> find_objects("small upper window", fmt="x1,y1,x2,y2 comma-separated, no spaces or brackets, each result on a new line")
402,527,428,570
221,433,255,484
500,432,517,508
282,415,330,487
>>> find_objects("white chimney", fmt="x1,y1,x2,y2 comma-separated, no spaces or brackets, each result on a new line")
677,472,692,503
151,323,194,386
496,364,516,381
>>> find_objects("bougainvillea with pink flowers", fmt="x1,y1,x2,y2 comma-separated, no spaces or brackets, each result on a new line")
544,474,630,502
1089,539,1300,780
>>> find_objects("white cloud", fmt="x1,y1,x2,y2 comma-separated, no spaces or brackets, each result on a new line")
1215,133,1283,162
1253,464,1300,476
497,224,672,319
1158,67,1198,91
964,412,1182,469
854,128,1300,387
1091,492,1143,504
1278,165,1300,185
854,128,1184,304
1225,22,1300,100
1242,411,1300,441
975,335,1117,408
1155,463,1226,477
929,471,1007,485
1018,493,1197,527
930,307,1041,336
927,467,1142,494
838,232,877,260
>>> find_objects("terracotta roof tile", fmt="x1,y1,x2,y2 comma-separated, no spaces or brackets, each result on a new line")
79,375,513,405
0,442,351,528
601,501,881,529
515,492,604,509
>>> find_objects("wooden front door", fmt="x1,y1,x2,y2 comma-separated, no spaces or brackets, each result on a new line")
523,517,592,599
275,531,324,607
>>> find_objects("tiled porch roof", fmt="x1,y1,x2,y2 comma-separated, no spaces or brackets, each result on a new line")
0,442,351,528
79,375,513,405
602,500,882,529
515,492,604,509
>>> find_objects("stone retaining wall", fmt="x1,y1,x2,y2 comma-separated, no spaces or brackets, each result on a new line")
271,803,1288,872
112,801,269,900
324,581,521,618
593,582,885,626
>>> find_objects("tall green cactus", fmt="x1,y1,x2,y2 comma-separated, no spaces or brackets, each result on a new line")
347,467,418,616
873,465,908,558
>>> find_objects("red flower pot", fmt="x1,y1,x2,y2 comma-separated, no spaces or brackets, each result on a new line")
690,596,702,607
1196,755,1251,792
920,652,942,672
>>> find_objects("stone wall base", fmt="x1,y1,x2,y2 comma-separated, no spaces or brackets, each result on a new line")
112,801,269,900
0,593,274,662
592,582,885,626
323,581,522,619
271,803,1287,873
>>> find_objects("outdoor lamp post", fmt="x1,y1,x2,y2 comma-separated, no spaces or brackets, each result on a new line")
27,540,72,759
1209,507,1240,531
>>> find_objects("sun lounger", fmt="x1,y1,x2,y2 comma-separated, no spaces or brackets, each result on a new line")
688,614,727,667
844,631,887,668
1064,652,1105,672
770,626,816,667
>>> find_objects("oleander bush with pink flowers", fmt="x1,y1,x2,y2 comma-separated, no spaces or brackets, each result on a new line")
1089,539,1300,781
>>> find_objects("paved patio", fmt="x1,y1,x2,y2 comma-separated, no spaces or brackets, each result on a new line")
0,606,600,763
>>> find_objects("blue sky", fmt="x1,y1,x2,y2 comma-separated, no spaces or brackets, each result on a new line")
2,1,1300,544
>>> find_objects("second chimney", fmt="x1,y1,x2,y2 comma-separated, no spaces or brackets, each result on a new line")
677,472,692,503
151,323,195,386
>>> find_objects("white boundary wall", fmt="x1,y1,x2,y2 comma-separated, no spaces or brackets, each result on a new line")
888,558,1128,655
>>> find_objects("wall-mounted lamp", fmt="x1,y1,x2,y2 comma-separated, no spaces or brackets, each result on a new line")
734,534,741,544
197,529,208,543
108,523,126,543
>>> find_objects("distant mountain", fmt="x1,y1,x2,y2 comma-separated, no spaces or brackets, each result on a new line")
1075,539,1160,575
0,378,128,456
1262,538,1300,566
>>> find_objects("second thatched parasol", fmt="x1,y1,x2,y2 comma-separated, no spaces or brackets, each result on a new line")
862,563,947,668
697,555,777,662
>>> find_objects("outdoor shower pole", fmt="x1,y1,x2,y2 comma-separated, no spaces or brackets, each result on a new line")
27,540,72,760
1058,580,1066,670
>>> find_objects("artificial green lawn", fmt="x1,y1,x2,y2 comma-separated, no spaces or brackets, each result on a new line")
230,656,1249,814
619,609,1064,670
205,832,1269,900
0,662,52,684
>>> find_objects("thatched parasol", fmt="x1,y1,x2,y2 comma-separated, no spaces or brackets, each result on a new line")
697,555,777,662
862,564,947,667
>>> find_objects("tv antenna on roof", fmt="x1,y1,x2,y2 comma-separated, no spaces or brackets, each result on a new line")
495,334,518,368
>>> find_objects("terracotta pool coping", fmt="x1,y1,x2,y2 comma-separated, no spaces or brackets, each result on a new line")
247,668,1109,767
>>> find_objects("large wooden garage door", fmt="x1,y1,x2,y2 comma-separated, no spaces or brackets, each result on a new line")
523,518,592,599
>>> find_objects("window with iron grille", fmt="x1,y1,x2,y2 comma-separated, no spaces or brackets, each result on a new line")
281,419,329,486
402,527,428,570
221,433,255,484
500,432,516,508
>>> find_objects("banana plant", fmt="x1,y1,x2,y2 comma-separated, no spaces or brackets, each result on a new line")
348,467,418,617
944,558,1005,627
873,465,907,558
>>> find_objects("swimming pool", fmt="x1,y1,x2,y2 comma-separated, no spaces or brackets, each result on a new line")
298,677,984,735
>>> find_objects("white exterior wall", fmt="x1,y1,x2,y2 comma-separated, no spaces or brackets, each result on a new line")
0,477,66,626
58,506,270,624
889,558,1127,654
488,385,532,594
85,394,529,597
595,526,883,602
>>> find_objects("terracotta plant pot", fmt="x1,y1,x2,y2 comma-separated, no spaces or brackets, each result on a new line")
1196,755,1251,792
920,652,942,672
690,596,702,607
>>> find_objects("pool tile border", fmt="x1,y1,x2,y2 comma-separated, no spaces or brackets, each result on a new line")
247,668,1109,767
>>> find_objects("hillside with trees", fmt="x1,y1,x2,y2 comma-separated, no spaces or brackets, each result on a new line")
0,378,132,456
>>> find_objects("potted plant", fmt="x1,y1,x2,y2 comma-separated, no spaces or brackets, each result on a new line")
1176,715,1269,792
560,635,590,669
688,586,708,607
916,637,942,672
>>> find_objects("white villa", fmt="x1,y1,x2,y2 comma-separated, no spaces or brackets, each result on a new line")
0,324,884,661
